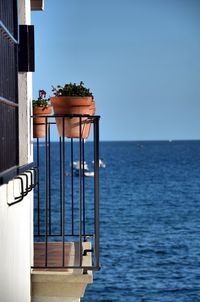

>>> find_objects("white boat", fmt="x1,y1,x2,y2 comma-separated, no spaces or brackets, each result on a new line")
73,161,89,170
73,161,94,177
84,171,94,177
92,159,106,168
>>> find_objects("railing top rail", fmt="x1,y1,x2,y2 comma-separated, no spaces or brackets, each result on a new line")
31,114,100,118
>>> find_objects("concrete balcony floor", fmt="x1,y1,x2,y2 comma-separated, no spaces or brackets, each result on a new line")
31,242,93,302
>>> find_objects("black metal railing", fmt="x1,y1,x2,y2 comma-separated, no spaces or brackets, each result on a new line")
0,0,18,39
0,0,19,173
31,114,100,271
0,102,18,172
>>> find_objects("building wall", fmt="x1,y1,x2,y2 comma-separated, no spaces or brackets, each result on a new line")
0,0,33,301
0,184,33,302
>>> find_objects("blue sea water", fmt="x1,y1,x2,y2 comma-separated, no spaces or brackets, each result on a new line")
82,141,200,302
35,140,200,301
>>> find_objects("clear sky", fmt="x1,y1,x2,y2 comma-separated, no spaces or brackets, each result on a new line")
32,0,200,141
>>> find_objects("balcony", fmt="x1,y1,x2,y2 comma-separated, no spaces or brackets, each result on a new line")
31,114,100,301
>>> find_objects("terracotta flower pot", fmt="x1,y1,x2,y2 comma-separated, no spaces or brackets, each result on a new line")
33,106,52,138
50,96,93,138
82,100,96,139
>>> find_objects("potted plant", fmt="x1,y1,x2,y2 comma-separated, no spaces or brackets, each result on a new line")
32,90,52,138
50,81,96,138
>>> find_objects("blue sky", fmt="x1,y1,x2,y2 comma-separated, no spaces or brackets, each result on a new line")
32,0,200,141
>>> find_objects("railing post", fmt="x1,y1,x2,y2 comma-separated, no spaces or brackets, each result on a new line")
71,138,74,235
82,137,86,240
79,116,83,267
48,121,52,235
45,117,48,267
36,137,40,236
61,117,65,267
94,117,100,270
59,136,62,236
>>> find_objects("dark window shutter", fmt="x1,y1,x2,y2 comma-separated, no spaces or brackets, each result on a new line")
0,0,19,173
18,25,35,72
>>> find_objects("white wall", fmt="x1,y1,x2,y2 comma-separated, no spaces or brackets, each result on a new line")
18,0,33,165
0,184,33,302
0,0,33,301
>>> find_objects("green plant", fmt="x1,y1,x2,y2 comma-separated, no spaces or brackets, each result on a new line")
33,90,49,108
52,81,94,99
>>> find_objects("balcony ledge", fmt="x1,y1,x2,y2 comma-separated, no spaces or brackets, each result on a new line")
31,242,93,301
32,272,92,300
31,0,44,11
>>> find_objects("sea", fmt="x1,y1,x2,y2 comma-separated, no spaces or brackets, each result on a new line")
35,140,200,302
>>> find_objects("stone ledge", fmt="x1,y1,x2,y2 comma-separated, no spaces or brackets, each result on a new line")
32,271,92,299
32,297,80,302
31,0,44,11
31,242,93,301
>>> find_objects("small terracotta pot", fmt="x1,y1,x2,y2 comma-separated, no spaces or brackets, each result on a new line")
50,96,93,138
82,101,96,139
33,106,52,138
